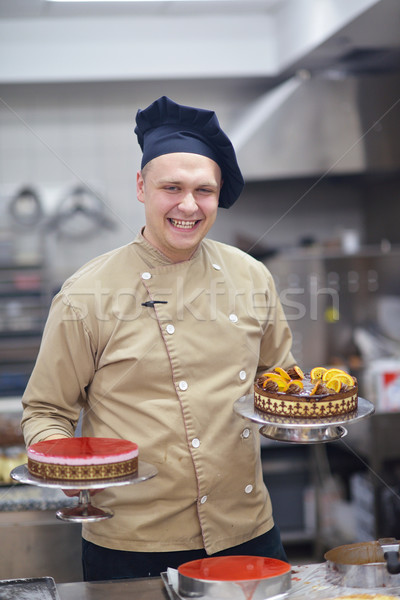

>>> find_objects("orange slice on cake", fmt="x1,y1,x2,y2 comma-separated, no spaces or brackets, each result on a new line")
322,368,354,385
328,372,355,387
325,377,343,393
273,367,291,381
292,365,305,380
261,373,289,391
310,381,329,395
310,367,327,381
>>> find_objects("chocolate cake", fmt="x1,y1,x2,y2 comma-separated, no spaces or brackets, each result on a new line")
254,366,358,419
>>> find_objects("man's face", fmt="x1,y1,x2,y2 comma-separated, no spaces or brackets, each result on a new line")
137,152,222,263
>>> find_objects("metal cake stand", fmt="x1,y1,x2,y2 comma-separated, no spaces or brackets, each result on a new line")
233,395,374,443
11,461,158,522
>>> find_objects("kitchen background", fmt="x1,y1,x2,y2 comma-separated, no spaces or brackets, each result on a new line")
0,75,399,282
0,0,399,581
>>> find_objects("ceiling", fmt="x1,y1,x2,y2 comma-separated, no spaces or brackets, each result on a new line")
0,0,399,83
0,0,284,18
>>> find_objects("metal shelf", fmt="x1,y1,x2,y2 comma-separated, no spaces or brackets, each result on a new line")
0,263,50,399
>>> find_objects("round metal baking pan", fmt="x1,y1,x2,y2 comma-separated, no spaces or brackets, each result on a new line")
325,541,400,588
233,395,374,444
178,556,291,600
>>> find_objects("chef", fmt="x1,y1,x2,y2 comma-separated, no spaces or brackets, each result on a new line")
21,96,296,581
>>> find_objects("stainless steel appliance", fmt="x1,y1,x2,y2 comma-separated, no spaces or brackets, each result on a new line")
265,248,400,375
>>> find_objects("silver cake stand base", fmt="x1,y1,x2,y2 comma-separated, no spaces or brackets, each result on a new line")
234,395,374,443
11,461,158,522
57,489,114,522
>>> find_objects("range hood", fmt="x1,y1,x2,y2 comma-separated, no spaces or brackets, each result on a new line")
229,0,400,180
230,70,400,180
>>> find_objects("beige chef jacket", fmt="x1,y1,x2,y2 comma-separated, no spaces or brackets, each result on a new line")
22,232,295,555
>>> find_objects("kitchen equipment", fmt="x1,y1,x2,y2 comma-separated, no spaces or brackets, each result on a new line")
9,186,43,227
11,461,157,522
264,249,400,371
45,185,115,239
177,556,291,600
233,395,374,443
379,538,400,575
0,576,60,599
325,539,400,588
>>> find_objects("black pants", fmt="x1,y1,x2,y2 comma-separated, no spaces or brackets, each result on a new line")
82,525,288,581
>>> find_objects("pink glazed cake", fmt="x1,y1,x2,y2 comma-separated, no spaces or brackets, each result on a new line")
27,437,138,481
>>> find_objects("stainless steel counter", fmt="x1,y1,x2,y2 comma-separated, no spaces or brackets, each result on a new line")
55,563,400,600
0,510,82,582
6,563,400,600
57,577,167,600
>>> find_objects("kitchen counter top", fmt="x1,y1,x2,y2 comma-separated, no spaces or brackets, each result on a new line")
56,565,323,600
2,563,400,600
56,563,400,600
57,576,168,600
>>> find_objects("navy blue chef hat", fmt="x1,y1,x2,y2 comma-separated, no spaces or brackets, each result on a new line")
134,96,244,209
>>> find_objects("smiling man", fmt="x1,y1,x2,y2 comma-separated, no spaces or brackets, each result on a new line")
21,96,296,581
137,152,221,263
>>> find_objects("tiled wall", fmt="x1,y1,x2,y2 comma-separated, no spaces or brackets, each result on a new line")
0,78,391,288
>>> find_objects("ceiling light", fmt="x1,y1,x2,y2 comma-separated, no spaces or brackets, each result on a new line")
46,0,244,3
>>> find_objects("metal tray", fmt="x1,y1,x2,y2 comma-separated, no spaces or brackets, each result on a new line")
10,462,158,522
10,461,157,490
233,395,374,443
161,572,181,600
0,576,60,599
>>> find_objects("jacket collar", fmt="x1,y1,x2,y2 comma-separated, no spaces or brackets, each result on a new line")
133,227,203,266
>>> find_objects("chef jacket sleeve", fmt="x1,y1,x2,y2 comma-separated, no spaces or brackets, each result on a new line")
21,291,96,447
